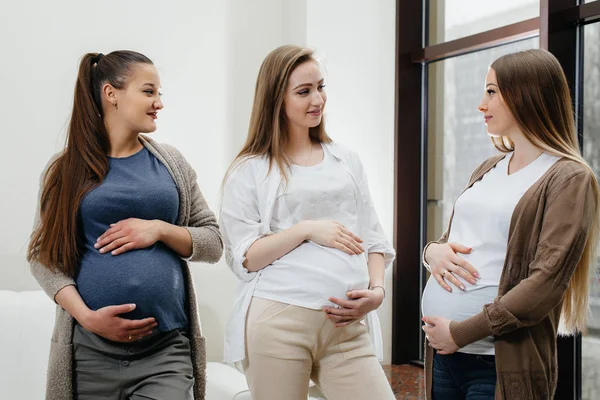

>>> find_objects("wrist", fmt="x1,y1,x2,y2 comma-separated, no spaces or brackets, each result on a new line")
369,285,385,302
77,308,95,330
154,220,167,241
296,220,313,241
424,243,435,264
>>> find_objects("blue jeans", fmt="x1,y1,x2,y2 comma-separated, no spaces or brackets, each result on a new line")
432,351,496,400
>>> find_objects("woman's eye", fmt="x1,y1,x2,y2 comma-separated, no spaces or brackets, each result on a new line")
318,84,326,90
487,89,495,95
298,90,309,95
144,90,154,95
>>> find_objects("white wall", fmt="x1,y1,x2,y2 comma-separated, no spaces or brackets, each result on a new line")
1,0,396,364
305,0,397,365
0,0,237,362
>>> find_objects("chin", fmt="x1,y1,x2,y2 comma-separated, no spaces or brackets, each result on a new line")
486,126,502,138
139,124,158,134
307,119,322,128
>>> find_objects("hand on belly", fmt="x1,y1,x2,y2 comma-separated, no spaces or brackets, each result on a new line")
422,316,459,355
80,303,157,343
322,288,384,327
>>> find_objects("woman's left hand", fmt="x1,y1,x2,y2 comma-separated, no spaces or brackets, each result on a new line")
95,218,163,256
422,316,459,355
323,288,384,327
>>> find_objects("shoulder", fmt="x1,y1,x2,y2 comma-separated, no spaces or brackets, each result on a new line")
325,142,363,171
139,135,194,175
476,153,506,174
326,141,358,160
468,153,506,184
546,158,596,190
141,135,184,163
221,155,269,190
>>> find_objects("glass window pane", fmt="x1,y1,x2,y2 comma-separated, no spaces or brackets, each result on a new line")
582,21,600,400
429,0,539,45
426,38,538,243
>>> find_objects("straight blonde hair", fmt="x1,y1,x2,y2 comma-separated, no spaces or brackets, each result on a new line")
491,48,600,334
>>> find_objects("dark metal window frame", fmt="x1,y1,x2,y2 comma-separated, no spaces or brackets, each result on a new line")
392,0,600,398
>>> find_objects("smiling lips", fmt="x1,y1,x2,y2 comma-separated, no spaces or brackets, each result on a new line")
484,115,493,124
308,109,322,117
148,111,158,120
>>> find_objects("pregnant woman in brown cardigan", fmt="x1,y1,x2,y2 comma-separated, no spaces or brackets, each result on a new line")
421,49,600,399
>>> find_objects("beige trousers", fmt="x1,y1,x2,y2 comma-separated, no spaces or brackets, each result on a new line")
243,297,395,400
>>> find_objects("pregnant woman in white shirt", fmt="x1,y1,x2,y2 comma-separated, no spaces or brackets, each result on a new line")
219,45,396,400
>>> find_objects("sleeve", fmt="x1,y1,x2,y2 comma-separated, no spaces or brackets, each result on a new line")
219,160,270,282
176,152,223,264
29,153,77,302
449,170,598,347
352,152,396,269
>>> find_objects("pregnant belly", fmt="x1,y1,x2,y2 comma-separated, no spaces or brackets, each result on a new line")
421,277,498,322
255,242,370,308
76,245,185,319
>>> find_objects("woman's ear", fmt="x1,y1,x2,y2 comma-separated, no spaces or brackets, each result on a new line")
102,83,118,108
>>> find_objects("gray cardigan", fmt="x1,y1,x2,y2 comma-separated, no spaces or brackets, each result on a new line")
29,135,223,400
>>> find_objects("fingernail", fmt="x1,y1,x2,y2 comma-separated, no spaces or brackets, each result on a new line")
470,279,477,285
130,304,136,310
347,292,351,297
447,288,452,293
94,243,99,248
460,285,465,291
99,249,105,253
111,251,116,255
473,272,480,278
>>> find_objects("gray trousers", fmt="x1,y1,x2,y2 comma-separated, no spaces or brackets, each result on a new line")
73,324,194,400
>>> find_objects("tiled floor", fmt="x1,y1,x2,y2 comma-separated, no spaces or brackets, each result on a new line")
383,364,425,400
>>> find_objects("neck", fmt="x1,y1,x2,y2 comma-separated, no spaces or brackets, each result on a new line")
509,131,543,171
104,117,143,158
285,124,312,153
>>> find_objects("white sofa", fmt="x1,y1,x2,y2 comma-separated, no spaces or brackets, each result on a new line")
0,290,252,400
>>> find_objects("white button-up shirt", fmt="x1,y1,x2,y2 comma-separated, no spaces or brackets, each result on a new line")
220,142,396,363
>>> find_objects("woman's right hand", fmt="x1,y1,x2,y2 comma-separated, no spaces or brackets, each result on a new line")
425,242,479,292
303,220,364,255
80,304,158,342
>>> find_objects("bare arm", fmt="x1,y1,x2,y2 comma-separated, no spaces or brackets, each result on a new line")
244,220,365,272
158,221,193,258
367,252,385,290
243,222,310,272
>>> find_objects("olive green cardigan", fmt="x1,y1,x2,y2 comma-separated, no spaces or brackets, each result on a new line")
29,135,223,400
424,154,597,400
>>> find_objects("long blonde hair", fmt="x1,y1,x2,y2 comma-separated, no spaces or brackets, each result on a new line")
224,45,332,185
491,48,600,334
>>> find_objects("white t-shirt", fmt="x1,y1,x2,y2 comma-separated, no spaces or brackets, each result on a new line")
254,145,370,309
421,152,561,355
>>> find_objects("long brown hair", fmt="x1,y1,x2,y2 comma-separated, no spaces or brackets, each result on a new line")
224,45,332,185
491,49,600,334
27,50,153,277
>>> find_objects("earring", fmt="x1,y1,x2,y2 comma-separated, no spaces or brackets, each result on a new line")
113,102,118,110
